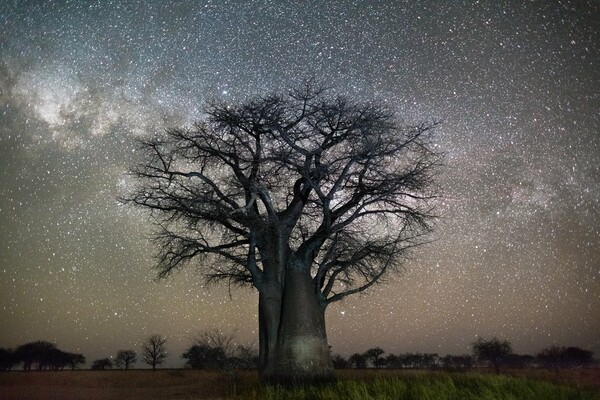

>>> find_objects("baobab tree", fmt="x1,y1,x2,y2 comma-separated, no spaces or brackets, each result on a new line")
125,81,439,383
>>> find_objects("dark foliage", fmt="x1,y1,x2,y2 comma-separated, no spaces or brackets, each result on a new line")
182,330,258,371
234,344,259,370
537,346,594,369
440,354,473,370
91,358,113,370
0,348,18,370
348,353,367,369
505,354,536,369
472,337,513,370
385,352,439,369
331,354,350,369
66,353,86,370
115,350,137,369
365,347,386,369
183,344,227,370
15,341,55,370
13,341,83,371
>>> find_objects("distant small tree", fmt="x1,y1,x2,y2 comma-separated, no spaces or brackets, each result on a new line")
183,329,237,370
331,354,350,369
365,347,386,369
182,329,253,396
505,354,534,369
0,348,18,370
472,337,512,371
562,347,593,368
537,346,594,370
115,350,137,370
420,353,439,369
182,344,227,369
235,344,259,370
440,354,473,370
66,353,86,370
91,358,113,370
142,335,167,370
393,352,438,369
348,353,367,369
385,354,400,369
183,330,258,370
197,329,237,358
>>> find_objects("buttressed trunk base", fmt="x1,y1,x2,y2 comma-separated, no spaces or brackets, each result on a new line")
260,268,335,384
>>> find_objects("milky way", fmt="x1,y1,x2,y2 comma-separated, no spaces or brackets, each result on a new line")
1,0,598,367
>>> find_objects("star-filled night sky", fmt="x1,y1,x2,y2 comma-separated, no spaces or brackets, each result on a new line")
1,0,599,367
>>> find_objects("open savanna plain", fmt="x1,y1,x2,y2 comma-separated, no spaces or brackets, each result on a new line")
0,368,598,400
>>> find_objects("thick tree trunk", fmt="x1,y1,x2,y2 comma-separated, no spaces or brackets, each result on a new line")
258,285,282,374
259,267,335,384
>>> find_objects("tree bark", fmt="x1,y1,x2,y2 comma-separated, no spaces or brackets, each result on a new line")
259,267,335,384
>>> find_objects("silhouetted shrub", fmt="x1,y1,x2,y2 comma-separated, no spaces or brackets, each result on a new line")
348,353,367,368
91,358,113,370
537,346,594,369
0,348,18,370
332,354,350,369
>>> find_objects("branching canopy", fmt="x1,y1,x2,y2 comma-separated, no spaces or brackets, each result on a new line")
125,82,440,306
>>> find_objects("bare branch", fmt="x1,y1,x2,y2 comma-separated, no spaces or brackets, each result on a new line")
124,80,440,299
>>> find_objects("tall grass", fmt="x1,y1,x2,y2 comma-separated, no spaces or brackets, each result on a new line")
232,371,597,400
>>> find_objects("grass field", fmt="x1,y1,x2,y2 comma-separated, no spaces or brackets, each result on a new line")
0,368,598,400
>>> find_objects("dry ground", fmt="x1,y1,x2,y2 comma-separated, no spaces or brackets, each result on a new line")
501,367,600,393
0,368,598,400
0,369,240,400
